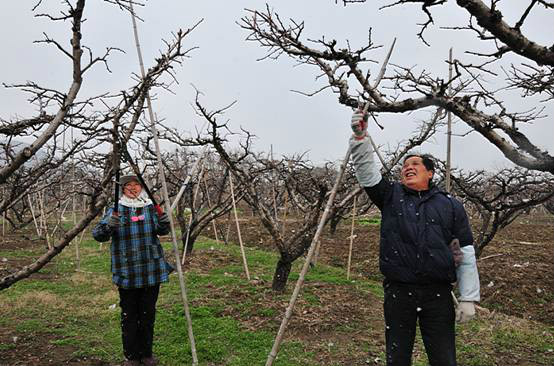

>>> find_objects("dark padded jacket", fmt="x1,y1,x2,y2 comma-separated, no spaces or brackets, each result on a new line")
365,177,473,285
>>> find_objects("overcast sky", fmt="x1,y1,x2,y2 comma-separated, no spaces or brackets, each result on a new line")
1,1,552,171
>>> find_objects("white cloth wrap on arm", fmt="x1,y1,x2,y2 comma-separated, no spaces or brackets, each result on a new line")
349,135,382,188
456,245,480,302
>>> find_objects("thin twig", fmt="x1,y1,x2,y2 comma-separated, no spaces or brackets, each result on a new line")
478,253,506,261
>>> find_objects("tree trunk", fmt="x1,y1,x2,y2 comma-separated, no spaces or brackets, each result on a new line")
181,227,197,255
545,199,554,215
272,257,292,292
186,235,196,255
328,215,340,236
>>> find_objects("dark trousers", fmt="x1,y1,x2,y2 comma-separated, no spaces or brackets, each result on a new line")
383,282,456,366
118,285,160,361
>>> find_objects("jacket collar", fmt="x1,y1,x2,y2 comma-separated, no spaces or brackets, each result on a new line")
401,181,441,200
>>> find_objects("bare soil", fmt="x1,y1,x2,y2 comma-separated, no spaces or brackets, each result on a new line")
213,211,554,325
1,211,552,366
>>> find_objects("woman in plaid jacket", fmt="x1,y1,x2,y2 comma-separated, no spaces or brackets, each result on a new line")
93,175,173,366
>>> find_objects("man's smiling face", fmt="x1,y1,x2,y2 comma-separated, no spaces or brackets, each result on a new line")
401,156,433,191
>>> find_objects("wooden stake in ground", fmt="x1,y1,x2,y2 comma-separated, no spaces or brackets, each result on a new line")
171,147,209,211
49,198,72,240
28,193,41,238
38,190,52,249
203,174,219,243
281,190,290,236
270,145,278,219
38,191,44,238
71,127,81,271
228,174,251,280
129,5,198,365
346,194,358,280
181,159,206,265
2,188,5,242
265,146,352,366
225,211,232,244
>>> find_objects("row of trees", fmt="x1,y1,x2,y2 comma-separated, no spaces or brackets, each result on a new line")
2,0,553,292
6,88,552,292
2,112,552,290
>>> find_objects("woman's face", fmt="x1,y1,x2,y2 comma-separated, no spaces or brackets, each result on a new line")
123,180,143,199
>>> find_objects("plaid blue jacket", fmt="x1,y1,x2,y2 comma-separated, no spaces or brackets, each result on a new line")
92,204,174,289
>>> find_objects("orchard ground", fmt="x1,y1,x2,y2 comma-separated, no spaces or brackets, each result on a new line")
0,211,552,366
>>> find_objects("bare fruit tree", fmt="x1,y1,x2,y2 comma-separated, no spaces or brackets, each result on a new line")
191,93,332,291
0,1,197,290
240,2,554,174
445,165,554,257
164,149,238,255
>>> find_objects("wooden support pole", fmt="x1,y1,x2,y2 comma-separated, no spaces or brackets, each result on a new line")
225,211,232,244
228,174,251,280
61,129,66,222
270,145,278,220
446,47,453,193
346,195,358,280
2,188,5,242
265,146,352,366
203,174,219,243
129,5,198,364
281,189,289,238
39,191,52,249
71,127,80,270
280,160,291,238
170,135,209,212
38,191,44,237
28,193,41,237
181,159,206,264
50,198,72,238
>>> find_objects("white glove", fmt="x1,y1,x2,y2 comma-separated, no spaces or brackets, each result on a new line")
455,301,475,323
351,110,368,139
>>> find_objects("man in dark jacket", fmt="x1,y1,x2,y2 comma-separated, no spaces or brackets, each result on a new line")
349,111,480,366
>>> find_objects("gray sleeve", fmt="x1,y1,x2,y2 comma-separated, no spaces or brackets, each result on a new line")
456,245,481,302
349,135,382,188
